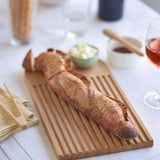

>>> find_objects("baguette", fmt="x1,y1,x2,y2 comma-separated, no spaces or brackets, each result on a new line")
23,49,138,140
49,70,138,140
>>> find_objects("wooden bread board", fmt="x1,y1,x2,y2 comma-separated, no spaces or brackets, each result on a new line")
25,60,153,160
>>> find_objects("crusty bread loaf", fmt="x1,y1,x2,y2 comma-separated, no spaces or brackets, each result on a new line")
23,49,138,140
49,70,138,140
23,49,72,79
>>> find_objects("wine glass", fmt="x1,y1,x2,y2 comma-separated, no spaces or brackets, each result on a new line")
143,18,160,109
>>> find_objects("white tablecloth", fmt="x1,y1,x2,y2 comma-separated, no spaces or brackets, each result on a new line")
0,0,160,160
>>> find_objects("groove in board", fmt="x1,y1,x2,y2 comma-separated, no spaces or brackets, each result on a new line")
91,77,126,147
108,74,153,141
90,77,123,148
99,76,139,145
106,76,147,143
95,76,129,146
39,85,76,155
27,83,65,158
25,60,153,160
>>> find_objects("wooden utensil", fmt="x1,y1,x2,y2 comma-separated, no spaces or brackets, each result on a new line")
0,84,27,129
103,29,144,57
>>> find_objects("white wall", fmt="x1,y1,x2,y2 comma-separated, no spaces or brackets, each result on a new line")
140,0,160,13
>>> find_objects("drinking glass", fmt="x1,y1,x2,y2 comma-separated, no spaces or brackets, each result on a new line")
8,0,38,46
144,18,160,109
63,0,91,38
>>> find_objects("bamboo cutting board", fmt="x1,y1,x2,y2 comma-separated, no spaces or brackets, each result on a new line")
25,60,153,160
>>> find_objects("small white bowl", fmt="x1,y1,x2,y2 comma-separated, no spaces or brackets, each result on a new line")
107,37,143,69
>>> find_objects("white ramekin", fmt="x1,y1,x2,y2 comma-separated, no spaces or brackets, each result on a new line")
107,37,143,69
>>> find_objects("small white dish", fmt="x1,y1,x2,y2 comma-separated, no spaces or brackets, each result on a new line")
107,37,143,69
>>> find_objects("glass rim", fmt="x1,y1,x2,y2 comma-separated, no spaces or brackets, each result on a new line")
149,17,160,31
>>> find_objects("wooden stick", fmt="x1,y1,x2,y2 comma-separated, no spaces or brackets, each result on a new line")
3,83,27,129
103,29,144,57
0,103,26,129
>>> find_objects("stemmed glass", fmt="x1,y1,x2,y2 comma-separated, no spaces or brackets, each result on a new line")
143,18,160,109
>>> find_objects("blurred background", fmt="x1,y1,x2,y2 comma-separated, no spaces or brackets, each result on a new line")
0,0,159,47
140,0,160,13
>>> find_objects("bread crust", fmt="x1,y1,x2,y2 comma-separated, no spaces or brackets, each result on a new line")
34,49,72,79
22,49,34,71
49,71,138,140
23,49,138,140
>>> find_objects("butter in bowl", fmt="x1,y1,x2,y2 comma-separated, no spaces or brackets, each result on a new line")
69,42,99,69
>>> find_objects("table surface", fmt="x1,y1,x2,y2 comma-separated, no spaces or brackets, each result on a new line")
0,0,160,160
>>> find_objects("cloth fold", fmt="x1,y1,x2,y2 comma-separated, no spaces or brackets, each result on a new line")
0,87,39,142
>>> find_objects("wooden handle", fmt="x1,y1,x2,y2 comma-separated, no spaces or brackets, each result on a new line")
3,83,27,129
103,29,144,57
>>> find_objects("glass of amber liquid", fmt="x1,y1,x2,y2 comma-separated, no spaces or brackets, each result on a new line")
8,0,38,46
144,18,160,109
